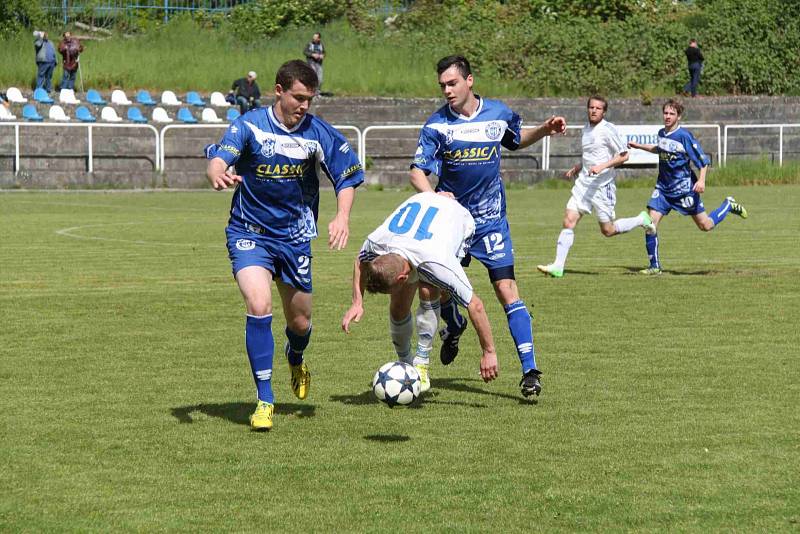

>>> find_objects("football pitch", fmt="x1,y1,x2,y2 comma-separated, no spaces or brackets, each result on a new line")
1,185,798,531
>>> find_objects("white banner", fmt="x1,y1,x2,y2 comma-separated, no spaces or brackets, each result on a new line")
617,125,660,164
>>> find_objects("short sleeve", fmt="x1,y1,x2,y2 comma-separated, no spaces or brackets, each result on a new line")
213,117,248,166
500,106,522,150
605,123,628,157
417,260,473,307
411,125,441,175
684,131,710,168
318,123,364,194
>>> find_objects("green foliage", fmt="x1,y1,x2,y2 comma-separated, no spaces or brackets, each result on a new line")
229,0,344,40
0,0,44,37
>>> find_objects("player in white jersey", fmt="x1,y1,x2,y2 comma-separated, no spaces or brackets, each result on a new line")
341,192,499,391
537,96,655,278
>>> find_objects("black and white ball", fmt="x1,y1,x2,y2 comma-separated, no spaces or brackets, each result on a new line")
372,361,421,407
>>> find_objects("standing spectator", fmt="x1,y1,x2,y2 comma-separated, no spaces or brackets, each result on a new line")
229,71,261,115
58,32,84,91
33,31,57,93
304,32,325,95
683,38,704,97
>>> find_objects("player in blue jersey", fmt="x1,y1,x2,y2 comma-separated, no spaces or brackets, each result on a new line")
205,60,364,430
628,99,747,275
410,55,567,398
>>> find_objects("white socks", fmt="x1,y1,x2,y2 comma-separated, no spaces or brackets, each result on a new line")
613,213,645,234
414,300,440,366
554,229,574,269
389,313,414,364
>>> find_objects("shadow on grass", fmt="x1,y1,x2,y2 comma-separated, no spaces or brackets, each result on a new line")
620,266,715,276
171,402,316,426
364,434,410,443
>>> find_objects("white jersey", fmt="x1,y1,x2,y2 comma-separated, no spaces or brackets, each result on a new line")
359,192,475,306
576,119,628,189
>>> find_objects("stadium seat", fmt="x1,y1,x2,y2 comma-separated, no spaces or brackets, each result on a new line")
136,90,157,106
177,107,197,123
86,89,106,105
33,88,54,104
127,107,148,123
152,106,173,123
161,90,181,106
0,105,16,120
226,108,240,122
6,87,27,103
48,105,71,121
201,108,222,123
209,91,230,107
186,91,205,107
22,104,43,121
75,106,96,122
100,106,123,122
111,90,132,105
59,89,80,104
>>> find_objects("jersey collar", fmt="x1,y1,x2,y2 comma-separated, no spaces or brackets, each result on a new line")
268,105,308,133
448,95,483,121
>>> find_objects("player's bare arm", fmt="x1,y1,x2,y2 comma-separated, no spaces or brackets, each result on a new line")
329,186,355,250
564,163,581,179
466,295,498,382
628,141,658,153
409,167,435,193
518,115,568,149
206,157,242,190
693,164,708,193
342,258,368,333
589,151,629,175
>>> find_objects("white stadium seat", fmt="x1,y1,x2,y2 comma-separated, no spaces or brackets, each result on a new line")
209,91,230,107
59,89,80,104
201,108,222,123
161,90,181,106
6,87,27,103
48,105,71,121
100,106,123,122
111,90,132,105
0,105,16,120
152,106,173,123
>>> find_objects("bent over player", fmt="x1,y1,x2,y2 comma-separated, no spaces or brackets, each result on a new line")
628,99,747,275
409,55,566,397
205,60,363,430
341,192,499,391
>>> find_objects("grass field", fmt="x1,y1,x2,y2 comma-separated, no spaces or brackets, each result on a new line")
1,186,798,531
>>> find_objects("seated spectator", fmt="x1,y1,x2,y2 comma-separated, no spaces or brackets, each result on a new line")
229,71,261,115
58,32,84,91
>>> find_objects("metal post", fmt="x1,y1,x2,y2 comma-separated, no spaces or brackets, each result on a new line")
164,0,169,23
88,124,93,173
63,0,68,25
14,124,20,174
779,126,784,167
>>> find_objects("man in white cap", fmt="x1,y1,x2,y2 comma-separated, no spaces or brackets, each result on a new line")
229,70,261,115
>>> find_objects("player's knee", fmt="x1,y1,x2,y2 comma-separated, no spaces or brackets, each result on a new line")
286,315,311,334
246,299,271,317
600,226,616,237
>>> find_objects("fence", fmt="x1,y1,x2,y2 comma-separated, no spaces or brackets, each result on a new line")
723,124,800,166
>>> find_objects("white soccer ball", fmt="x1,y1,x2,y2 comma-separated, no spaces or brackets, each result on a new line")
372,361,421,407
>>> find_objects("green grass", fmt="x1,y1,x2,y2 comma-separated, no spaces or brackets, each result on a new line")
1,186,798,531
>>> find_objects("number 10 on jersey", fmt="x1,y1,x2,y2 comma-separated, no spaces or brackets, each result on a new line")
388,202,439,241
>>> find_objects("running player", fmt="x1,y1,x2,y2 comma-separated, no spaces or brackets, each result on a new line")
205,60,364,431
537,95,655,278
409,55,566,397
341,192,499,391
628,98,747,275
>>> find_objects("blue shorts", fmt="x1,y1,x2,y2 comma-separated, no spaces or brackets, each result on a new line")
225,221,313,292
647,188,706,216
462,218,515,271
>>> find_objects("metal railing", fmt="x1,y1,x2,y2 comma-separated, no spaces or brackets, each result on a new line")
1,122,159,174
723,124,800,166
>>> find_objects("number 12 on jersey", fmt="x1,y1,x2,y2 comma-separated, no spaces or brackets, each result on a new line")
388,202,439,241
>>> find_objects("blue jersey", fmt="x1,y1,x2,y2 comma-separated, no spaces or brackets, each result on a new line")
210,106,363,244
656,126,710,197
411,97,522,227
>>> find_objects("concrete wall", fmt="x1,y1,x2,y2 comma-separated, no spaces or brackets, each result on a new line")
2,95,799,189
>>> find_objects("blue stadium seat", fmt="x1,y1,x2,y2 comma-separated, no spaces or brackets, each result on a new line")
127,107,148,123
86,89,106,105
33,88,54,104
186,91,205,107
136,90,157,106
75,106,96,122
22,104,44,121
226,108,240,122
177,107,197,123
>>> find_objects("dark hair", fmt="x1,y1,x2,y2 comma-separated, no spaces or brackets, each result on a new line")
436,55,472,78
689,38,697,44
364,254,406,294
275,59,318,91
587,95,608,112
662,98,684,116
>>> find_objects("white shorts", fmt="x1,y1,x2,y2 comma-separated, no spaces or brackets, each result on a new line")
566,182,617,223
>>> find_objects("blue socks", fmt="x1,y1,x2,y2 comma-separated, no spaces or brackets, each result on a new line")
440,296,466,334
285,325,311,366
246,315,274,403
645,233,660,269
504,300,537,372
709,198,731,225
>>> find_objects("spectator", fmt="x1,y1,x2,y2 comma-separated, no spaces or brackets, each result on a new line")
229,71,261,115
58,31,84,91
683,38,704,98
33,31,57,93
304,32,325,95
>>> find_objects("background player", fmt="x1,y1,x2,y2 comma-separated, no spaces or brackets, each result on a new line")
205,59,364,431
537,95,654,278
341,192,499,390
409,55,566,397
628,98,747,275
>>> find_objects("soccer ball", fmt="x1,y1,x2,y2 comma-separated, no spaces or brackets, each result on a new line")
372,361,421,407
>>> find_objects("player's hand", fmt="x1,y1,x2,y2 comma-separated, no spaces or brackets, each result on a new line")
589,164,604,176
479,350,498,382
208,170,242,190
328,214,349,250
693,180,705,193
436,191,455,199
341,304,364,333
544,115,567,136
564,166,578,179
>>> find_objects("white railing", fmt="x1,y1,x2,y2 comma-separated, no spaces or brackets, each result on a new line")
723,123,800,166
159,124,362,172
1,122,160,173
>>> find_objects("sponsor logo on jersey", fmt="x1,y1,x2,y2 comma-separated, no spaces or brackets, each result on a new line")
303,142,317,157
485,122,503,140
443,145,499,162
255,163,307,179
236,239,256,251
341,163,363,179
445,128,454,145
260,138,276,158
219,144,240,157
413,145,426,165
